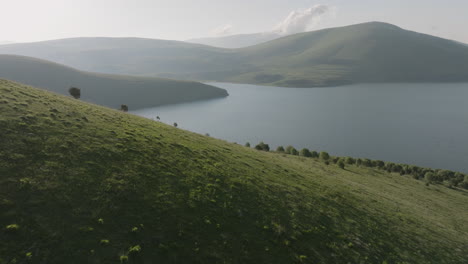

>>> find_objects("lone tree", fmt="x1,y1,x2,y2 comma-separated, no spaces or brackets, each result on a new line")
156,116,160,121
245,142,251,148
120,104,129,112
173,122,178,128
68,87,81,99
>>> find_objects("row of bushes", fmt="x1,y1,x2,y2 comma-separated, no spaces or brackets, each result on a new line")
248,142,468,190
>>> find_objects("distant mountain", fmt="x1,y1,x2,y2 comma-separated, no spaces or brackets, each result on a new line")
0,55,227,109
2,22,468,87
0,41,14,45
187,32,281,48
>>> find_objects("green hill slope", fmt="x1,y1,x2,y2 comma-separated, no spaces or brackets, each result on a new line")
0,55,228,109
236,22,468,87
2,22,468,87
1,80,467,263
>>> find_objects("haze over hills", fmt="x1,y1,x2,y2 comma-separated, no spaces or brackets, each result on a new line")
1,22,468,87
1,79,467,263
0,41,15,45
0,55,228,109
187,32,281,48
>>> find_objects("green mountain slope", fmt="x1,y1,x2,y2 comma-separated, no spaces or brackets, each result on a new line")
0,55,227,109
237,22,468,87
1,80,467,263
1,22,468,87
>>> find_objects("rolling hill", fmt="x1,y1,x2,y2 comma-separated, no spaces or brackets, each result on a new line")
0,55,228,109
1,79,467,263
1,22,468,87
187,32,281,48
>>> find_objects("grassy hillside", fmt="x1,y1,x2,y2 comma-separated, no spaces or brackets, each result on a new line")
1,79,467,264
2,22,468,87
0,55,228,109
237,22,468,87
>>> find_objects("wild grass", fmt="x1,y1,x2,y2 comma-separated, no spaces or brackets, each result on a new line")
0,79,467,263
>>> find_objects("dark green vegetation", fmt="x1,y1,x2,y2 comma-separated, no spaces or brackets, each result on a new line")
0,55,228,109
267,147,468,189
1,79,468,263
2,22,468,87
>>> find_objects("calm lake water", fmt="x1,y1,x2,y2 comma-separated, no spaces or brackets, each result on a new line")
134,82,468,173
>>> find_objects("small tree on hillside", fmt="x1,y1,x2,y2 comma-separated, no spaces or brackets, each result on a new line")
337,159,345,169
300,148,312,157
173,122,178,128
120,104,129,112
311,151,319,158
425,172,435,183
291,148,299,156
255,142,270,152
245,142,251,148
276,146,285,152
69,87,81,99
319,151,330,161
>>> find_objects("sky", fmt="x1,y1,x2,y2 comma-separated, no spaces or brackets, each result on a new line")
1,0,467,43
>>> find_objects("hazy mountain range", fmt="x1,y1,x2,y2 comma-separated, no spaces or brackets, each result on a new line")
0,40,15,45
187,32,281,48
0,55,227,109
1,22,468,87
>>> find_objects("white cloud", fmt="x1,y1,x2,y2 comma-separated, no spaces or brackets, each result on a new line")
273,5,331,35
211,24,234,36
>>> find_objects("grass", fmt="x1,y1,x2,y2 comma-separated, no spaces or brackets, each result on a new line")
0,79,467,263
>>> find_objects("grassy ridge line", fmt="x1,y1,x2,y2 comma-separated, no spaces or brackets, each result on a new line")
0,79,467,263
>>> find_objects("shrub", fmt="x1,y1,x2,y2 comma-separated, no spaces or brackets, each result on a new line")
255,142,270,151
245,142,251,148
5,224,19,231
425,172,435,183
361,159,372,167
276,146,285,152
356,159,362,166
120,255,129,263
68,87,81,99
337,160,345,169
129,245,142,255
311,151,319,158
300,148,312,157
120,105,129,112
173,122,178,127
345,157,355,165
290,148,299,156
319,152,330,161
285,146,295,154
374,160,385,168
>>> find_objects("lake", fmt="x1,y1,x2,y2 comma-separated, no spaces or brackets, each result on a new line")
134,82,468,173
